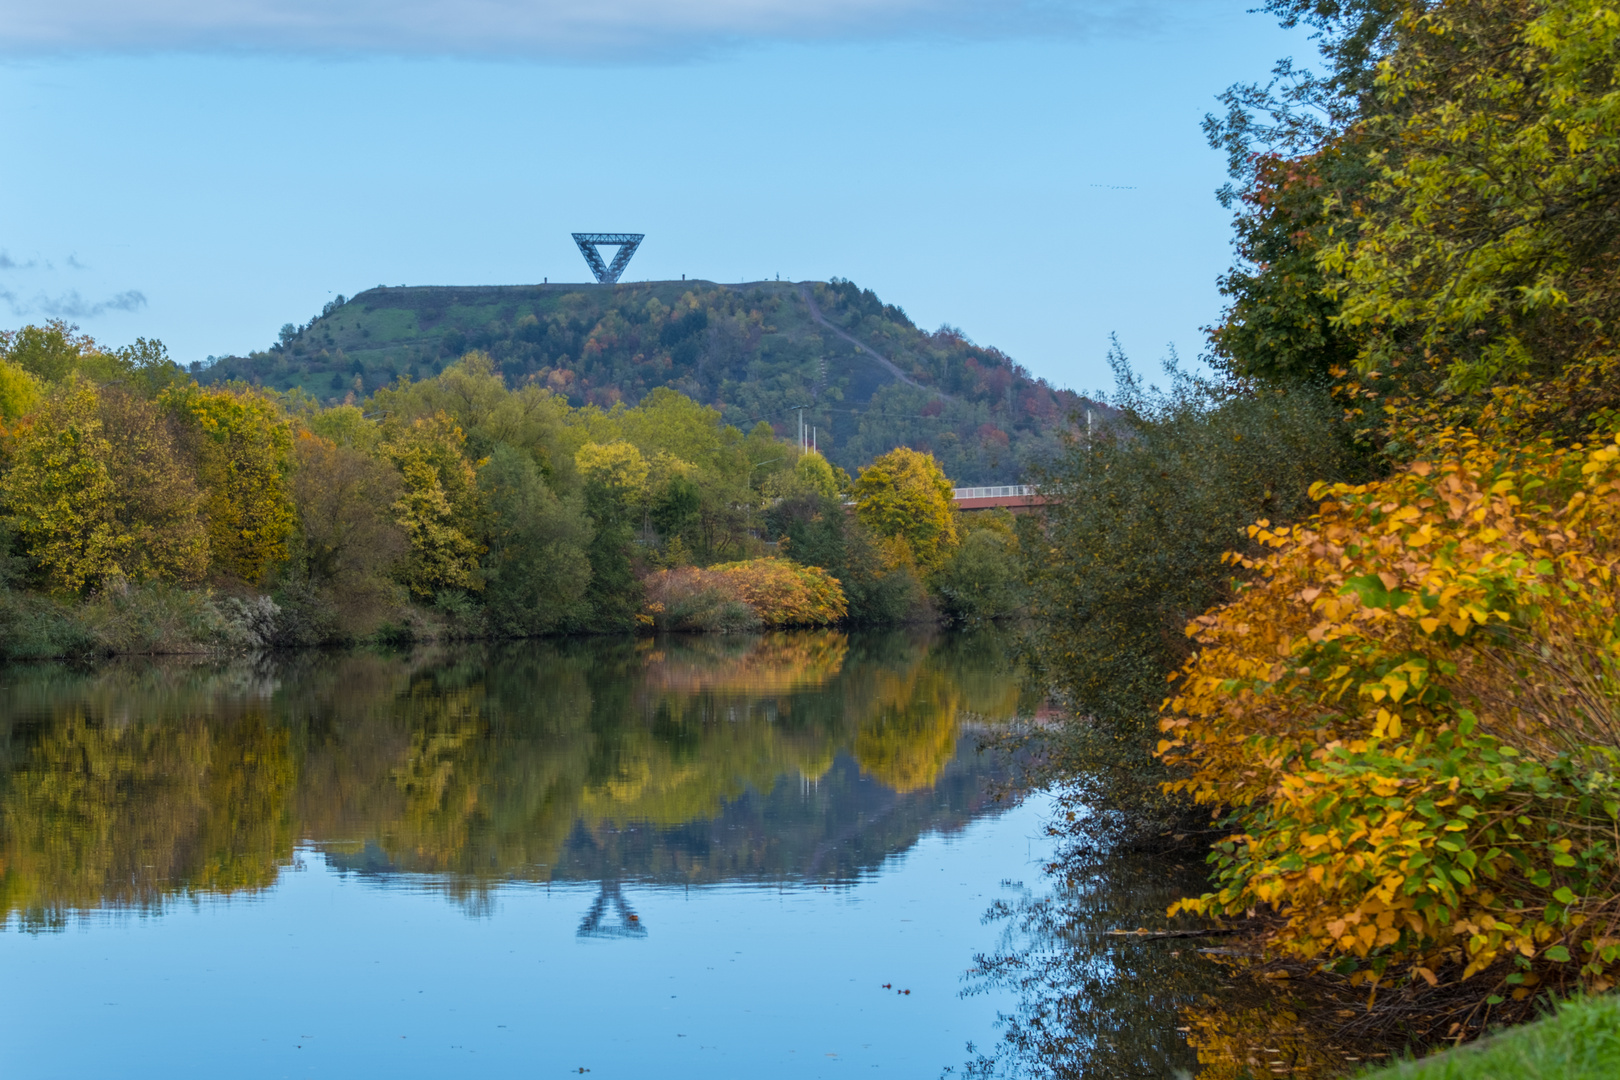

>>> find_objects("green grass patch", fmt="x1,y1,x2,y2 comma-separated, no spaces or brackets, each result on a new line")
1363,995,1620,1079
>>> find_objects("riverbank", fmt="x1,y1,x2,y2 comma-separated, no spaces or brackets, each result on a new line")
0,577,976,663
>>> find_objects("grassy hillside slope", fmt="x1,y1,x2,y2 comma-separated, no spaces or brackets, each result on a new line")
201,278,1089,483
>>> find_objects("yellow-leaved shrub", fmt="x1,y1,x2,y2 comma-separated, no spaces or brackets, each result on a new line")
1160,429,1620,994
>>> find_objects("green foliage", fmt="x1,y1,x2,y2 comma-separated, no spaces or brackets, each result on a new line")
1022,352,1369,841
1323,0,1620,398
0,327,951,646
1208,146,1372,384
478,444,593,635
0,322,189,400
769,491,929,625
285,429,407,635
0,321,96,383
75,583,242,655
792,450,843,499
575,439,646,630
932,511,1025,625
0,359,42,422
0,590,98,660
201,280,1082,484
370,350,571,469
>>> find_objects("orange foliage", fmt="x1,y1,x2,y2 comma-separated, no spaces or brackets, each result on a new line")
1159,430,1620,991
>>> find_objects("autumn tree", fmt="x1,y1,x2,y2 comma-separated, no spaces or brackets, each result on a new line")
162,385,297,584
383,412,484,598
1,379,207,593
850,447,958,572
96,387,211,584
1316,0,1620,436
0,358,42,423
290,431,406,587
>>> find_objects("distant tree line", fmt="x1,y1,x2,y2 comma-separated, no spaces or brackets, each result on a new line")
0,321,1026,659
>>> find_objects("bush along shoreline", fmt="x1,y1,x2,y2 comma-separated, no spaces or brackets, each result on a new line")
0,327,1029,661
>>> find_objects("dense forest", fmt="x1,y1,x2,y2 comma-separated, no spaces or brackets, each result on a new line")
198,278,1093,485
1004,0,1620,1073
0,320,1027,658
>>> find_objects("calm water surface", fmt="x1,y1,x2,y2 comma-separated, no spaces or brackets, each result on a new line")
1,629,1075,1078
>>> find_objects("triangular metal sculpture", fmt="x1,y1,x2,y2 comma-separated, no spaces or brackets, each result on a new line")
572,232,644,284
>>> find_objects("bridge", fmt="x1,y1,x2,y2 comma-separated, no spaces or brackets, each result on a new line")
842,484,1045,515
952,485,1045,513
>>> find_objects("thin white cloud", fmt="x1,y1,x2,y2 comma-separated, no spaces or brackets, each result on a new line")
1,0,1182,59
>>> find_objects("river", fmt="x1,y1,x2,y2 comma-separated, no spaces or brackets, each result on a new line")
1,628,1117,1078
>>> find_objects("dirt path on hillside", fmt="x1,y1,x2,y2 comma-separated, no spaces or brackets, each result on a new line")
797,283,930,392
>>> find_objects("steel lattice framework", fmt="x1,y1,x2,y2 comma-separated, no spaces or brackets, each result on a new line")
571,232,644,284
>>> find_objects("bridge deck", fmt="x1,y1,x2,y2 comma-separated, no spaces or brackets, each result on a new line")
952,485,1045,513
841,485,1046,515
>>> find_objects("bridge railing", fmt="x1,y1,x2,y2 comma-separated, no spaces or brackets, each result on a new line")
952,485,1034,500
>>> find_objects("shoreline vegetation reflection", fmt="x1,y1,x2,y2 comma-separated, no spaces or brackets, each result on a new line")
0,627,1039,930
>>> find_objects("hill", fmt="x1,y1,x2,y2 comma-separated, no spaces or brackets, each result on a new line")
200,278,1091,483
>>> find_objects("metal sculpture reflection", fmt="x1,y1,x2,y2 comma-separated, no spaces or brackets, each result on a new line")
576,880,647,939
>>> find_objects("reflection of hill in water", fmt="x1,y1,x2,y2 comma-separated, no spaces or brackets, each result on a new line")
0,629,1036,925
325,736,1005,888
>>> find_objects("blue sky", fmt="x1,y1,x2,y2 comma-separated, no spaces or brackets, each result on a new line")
1,1,1309,392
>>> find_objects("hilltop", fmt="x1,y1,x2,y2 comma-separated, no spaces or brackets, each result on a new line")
201,278,1092,483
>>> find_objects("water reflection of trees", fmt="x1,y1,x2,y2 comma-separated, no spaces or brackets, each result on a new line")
960,847,1225,1079
959,841,1391,1080
0,628,1037,922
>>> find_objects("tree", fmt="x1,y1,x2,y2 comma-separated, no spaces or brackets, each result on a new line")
0,321,97,383
1321,0,1620,421
574,440,648,628
769,490,926,624
290,431,406,586
649,471,702,556
850,447,958,572
792,450,843,500
95,387,211,585
478,444,593,635
2,379,207,593
1021,353,1366,842
382,413,484,598
371,352,572,472
932,510,1024,624
0,359,42,423
162,384,297,584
